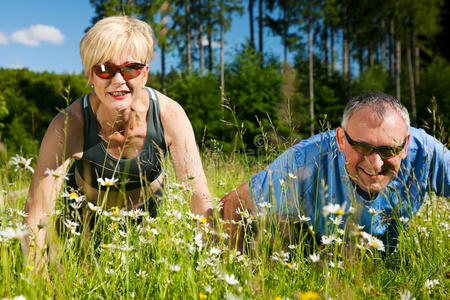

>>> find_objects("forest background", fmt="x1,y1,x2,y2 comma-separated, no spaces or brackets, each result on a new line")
1,0,450,157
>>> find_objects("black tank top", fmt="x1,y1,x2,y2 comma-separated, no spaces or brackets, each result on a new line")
74,87,167,191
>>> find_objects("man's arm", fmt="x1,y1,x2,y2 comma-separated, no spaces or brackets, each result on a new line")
220,181,254,250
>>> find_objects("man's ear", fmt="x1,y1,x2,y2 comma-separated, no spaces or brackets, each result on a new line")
336,127,345,153
400,134,411,159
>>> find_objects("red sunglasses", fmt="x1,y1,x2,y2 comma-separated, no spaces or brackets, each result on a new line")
93,62,146,80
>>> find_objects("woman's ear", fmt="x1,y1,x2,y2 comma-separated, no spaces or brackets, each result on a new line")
87,69,94,85
142,65,149,85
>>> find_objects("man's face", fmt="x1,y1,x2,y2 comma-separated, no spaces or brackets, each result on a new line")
336,106,410,194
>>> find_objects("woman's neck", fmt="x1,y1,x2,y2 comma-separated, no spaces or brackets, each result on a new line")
91,93,149,134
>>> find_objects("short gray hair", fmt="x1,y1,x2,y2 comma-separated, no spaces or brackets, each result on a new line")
341,91,410,134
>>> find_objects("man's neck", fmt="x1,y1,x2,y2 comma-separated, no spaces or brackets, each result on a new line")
355,184,377,201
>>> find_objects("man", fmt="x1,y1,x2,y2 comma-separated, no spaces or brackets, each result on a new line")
221,91,449,252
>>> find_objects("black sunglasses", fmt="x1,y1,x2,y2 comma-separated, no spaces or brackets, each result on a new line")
343,129,406,159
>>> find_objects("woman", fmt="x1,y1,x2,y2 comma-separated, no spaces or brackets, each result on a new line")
24,16,212,266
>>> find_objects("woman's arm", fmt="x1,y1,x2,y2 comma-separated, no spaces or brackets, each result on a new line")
24,103,83,269
159,93,212,218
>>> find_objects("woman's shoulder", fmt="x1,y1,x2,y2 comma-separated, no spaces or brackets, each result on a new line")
40,97,84,159
153,89,184,115
151,89,191,147
153,89,188,128
52,97,84,129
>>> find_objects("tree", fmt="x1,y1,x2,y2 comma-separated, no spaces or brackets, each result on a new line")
300,0,320,135
137,0,174,90
88,0,137,29
249,0,255,48
266,0,302,64
217,0,244,100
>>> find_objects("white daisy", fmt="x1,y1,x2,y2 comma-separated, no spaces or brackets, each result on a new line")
298,215,311,222
44,168,69,180
0,227,29,241
323,202,346,216
169,264,181,272
97,177,119,187
309,253,320,262
222,273,239,285
399,216,409,224
288,172,297,179
9,154,34,173
368,207,379,216
321,235,335,246
136,270,147,278
424,279,439,293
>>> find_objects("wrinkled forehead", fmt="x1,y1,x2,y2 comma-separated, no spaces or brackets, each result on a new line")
347,107,408,142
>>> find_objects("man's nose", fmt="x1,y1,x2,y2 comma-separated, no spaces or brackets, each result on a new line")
365,151,384,173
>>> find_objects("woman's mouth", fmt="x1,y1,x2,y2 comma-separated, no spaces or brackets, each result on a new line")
108,91,130,99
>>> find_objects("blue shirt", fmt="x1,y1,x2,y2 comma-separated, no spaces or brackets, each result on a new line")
249,127,450,251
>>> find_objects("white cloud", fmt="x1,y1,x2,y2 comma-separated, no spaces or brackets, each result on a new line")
200,36,220,48
0,32,8,45
11,24,65,47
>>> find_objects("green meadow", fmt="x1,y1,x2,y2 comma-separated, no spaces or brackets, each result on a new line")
0,142,448,299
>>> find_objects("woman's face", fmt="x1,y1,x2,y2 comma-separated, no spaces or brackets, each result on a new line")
89,53,149,112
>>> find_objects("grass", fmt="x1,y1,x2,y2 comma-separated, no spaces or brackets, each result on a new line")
0,145,449,299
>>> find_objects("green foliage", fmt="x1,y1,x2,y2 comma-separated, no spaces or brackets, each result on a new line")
224,46,282,150
352,66,389,96
161,71,223,148
0,68,89,155
0,93,9,132
293,55,346,136
417,57,450,131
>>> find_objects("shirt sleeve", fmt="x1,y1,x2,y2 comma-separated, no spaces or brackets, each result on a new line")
249,139,321,218
425,133,450,197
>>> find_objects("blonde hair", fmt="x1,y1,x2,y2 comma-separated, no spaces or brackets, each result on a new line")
80,15,154,78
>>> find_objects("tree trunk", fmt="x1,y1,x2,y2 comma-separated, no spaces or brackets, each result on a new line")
161,43,166,91
207,0,213,72
389,20,395,78
185,0,191,74
358,48,363,75
249,0,255,49
407,42,417,126
258,0,263,55
396,38,401,101
282,8,287,64
309,18,314,136
220,0,225,102
331,26,335,72
381,19,386,72
413,31,419,86
343,25,349,82
199,23,204,74
324,22,329,76
369,44,374,69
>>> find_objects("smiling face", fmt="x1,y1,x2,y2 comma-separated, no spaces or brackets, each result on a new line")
88,53,149,112
336,106,410,194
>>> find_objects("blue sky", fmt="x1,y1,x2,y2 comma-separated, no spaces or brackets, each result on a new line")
0,0,285,75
